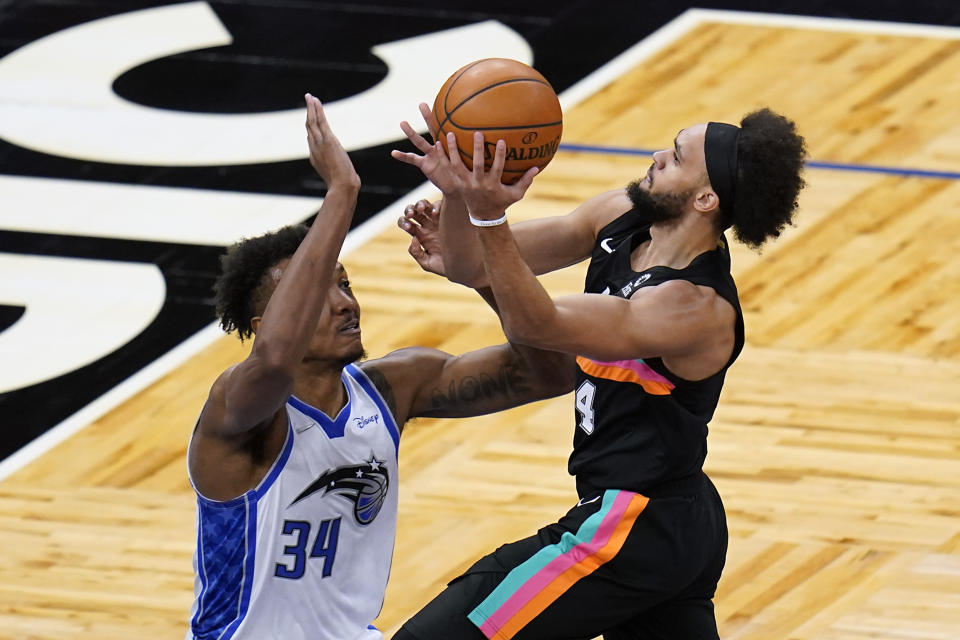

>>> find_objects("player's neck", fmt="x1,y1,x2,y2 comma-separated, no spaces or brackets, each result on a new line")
636,216,719,271
291,364,348,418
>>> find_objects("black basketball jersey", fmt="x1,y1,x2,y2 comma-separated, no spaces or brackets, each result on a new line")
569,207,745,496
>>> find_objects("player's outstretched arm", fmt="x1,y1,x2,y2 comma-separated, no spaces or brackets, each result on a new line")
449,133,736,372
361,342,574,422
386,197,575,421
201,95,361,438
392,104,628,287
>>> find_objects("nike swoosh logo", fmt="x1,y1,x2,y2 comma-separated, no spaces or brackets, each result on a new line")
577,495,601,507
600,237,615,253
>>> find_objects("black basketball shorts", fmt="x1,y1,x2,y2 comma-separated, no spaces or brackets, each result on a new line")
395,473,727,640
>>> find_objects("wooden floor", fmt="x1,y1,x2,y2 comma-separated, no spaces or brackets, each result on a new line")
3,18,960,639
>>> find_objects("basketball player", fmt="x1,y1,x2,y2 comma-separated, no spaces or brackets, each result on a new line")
391,106,806,639
185,95,573,640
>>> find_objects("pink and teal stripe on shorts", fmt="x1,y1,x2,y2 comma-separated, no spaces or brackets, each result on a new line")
467,490,649,639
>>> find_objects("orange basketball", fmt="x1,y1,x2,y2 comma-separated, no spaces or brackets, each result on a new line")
432,58,563,183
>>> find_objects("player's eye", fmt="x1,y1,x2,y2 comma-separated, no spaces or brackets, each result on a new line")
341,279,351,289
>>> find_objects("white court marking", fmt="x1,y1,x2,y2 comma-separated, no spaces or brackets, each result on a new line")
0,254,165,394
0,2,531,165
0,175,324,245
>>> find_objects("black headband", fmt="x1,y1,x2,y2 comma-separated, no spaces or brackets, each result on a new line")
704,122,741,225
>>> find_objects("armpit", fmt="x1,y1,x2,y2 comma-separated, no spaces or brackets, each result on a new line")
357,364,399,423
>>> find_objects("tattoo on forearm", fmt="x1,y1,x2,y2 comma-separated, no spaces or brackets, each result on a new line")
361,365,398,420
429,361,531,411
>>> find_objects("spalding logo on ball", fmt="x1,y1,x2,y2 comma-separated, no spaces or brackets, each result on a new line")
432,58,563,183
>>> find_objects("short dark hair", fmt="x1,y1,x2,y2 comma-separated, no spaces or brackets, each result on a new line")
728,108,807,249
213,224,309,340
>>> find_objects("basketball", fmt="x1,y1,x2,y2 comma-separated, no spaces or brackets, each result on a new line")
432,58,563,183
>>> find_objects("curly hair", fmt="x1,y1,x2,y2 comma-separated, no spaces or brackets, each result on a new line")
213,224,309,340
728,108,807,249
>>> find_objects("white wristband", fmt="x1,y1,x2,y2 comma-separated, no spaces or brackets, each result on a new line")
468,212,508,227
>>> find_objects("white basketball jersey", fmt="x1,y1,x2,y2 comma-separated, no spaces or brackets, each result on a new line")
186,364,400,640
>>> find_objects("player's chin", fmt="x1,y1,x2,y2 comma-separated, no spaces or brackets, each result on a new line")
340,339,366,365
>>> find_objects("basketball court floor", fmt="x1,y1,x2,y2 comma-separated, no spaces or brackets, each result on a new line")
0,1,959,638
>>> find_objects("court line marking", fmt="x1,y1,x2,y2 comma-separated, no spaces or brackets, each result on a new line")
559,143,960,181
2,7,957,481
0,181,438,483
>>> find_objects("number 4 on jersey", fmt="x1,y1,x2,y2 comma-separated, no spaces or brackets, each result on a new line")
575,380,596,435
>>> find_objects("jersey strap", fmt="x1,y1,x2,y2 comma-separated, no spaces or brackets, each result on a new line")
346,364,401,452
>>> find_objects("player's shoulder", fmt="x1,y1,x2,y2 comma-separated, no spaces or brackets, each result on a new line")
362,346,448,372
637,278,734,324
357,348,450,423
570,188,633,234
358,347,449,391
635,278,718,308
579,187,630,207
574,188,631,214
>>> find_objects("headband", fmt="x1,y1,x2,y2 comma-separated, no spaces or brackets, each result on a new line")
704,122,741,225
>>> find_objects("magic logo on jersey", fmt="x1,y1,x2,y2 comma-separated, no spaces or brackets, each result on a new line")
290,455,389,525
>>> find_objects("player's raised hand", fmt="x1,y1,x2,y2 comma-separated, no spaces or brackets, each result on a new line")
398,198,445,276
446,131,538,223
391,103,459,194
305,93,360,189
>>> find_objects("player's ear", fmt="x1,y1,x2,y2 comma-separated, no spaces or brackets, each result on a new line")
250,316,262,335
693,188,719,215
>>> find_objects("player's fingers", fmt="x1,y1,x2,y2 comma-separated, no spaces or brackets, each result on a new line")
399,120,433,153
409,220,433,244
446,132,465,170
407,208,432,229
306,95,333,150
408,236,427,262
305,97,326,154
490,139,506,180
418,103,437,140
403,202,425,220
304,94,314,130
472,131,485,179
424,206,440,226
511,166,540,196
390,149,422,167
311,97,331,135
409,200,439,229
414,199,434,215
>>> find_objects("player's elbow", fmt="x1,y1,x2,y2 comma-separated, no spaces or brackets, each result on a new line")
222,371,293,434
539,357,577,396
502,316,549,348
249,342,299,385
444,261,487,288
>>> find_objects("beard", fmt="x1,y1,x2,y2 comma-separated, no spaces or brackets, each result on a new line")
343,346,367,367
303,345,366,368
626,179,691,225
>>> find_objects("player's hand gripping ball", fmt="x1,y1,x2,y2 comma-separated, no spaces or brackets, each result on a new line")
432,58,563,183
